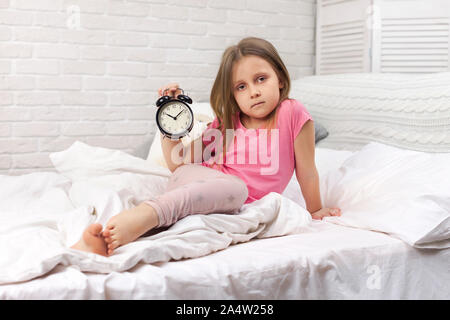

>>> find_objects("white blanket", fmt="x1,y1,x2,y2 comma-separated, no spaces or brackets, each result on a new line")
0,142,312,285
1,141,449,285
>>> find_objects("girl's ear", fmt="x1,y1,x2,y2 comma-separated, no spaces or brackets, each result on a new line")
279,80,284,89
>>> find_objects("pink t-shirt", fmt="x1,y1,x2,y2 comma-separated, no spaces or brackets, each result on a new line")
201,99,313,204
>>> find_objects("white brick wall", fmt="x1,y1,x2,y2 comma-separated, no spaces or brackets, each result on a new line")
0,0,316,175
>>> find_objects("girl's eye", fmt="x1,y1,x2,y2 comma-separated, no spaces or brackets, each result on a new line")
236,84,245,91
257,76,266,82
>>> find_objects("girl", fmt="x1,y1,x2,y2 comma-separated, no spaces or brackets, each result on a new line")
71,37,341,256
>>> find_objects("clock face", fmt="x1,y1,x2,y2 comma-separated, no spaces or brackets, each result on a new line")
157,101,193,137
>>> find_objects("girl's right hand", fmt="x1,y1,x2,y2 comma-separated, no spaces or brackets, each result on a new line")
311,207,341,220
158,83,182,98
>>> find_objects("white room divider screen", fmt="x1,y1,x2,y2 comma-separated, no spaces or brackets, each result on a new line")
316,0,450,74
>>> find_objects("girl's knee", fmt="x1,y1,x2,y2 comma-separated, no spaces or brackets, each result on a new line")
238,181,249,204
228,177,248,207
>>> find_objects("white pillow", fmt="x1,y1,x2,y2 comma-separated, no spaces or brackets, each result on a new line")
190,102,215,119
147,102,215,168
321,142,450,249
291,72,450,152
51,141,171,181
281,147,355,209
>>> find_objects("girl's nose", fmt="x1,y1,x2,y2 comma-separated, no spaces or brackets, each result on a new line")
250,88,261,99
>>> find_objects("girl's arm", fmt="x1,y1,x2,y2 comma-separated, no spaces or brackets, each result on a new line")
160,132,207,172
293,120,341,220
185,134,207,164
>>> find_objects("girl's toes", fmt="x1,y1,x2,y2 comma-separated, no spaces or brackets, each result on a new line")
107,240,120,256
110,239,120,250
102,229,110,238
330,208,341,216
104,226,117,238
107,239,119,251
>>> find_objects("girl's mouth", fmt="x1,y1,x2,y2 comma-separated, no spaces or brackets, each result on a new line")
251,101,264,108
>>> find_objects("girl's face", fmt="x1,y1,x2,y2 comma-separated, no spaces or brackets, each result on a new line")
232,55,284,121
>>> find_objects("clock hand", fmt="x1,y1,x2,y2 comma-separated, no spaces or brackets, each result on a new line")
174,109,186,120
163,111,176,120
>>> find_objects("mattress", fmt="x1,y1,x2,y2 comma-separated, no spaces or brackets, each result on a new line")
0,144,448,300
0,220,447,300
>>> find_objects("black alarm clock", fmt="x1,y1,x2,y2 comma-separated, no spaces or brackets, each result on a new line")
155,88,194,140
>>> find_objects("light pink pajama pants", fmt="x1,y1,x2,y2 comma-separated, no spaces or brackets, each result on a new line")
144,164,249,227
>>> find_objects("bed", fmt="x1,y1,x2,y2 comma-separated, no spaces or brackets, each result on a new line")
1,72,449,300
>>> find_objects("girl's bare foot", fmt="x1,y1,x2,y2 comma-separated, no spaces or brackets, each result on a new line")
102,203,159,255
70,223,108,257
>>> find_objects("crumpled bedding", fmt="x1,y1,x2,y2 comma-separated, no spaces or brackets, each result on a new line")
0,142,312,285
1,140,448,286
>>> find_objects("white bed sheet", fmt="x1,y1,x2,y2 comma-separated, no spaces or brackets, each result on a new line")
1,220,448,299
0,144,448,300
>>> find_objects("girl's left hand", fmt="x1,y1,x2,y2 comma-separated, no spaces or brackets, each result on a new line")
311,207,341,220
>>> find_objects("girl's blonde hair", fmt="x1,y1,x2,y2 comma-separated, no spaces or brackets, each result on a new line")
208,37,291,166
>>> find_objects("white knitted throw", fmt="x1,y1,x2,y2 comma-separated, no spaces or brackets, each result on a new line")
291,72,450,152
